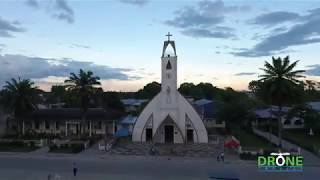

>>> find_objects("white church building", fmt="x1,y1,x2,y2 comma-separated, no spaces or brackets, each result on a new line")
132,33,208,144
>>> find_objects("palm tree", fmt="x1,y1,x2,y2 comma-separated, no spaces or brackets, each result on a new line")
258,56,305,147
64,69,101,136
1,78,39,135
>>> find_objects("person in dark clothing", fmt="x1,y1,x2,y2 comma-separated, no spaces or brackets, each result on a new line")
73,162,78,176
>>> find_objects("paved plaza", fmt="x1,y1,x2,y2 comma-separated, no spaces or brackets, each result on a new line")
0,151,319,180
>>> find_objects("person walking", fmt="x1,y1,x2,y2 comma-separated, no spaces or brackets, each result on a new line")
73,162,78,177
220,152,225,162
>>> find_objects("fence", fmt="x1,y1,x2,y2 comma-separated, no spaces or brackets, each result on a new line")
252,128,300,154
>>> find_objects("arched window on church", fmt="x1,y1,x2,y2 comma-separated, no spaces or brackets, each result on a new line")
166,61,172,69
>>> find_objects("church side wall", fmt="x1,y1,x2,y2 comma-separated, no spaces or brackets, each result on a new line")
177,93,208,143
132,94,160,142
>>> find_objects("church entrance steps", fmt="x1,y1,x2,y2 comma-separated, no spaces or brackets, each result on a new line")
109,142,153,156
154,143,223,157
108,140,224,157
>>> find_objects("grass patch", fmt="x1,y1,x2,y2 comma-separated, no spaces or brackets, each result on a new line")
282,129,320,156
0,141,38,152
231,125,272,149
49,143,85,154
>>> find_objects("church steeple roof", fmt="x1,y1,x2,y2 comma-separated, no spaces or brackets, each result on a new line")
162,32,177,57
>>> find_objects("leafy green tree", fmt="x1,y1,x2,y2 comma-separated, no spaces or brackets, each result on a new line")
196,82,219,99
179,82,219,100
304,80,320,101
178,83,197,97
65,69,101,115
216,88,257,132
257,56,305,147
103,91,124,111
136,82,161,99
1,78,40,134
287,104,320,133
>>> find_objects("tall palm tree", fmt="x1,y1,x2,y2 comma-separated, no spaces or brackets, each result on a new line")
258,56,305,147
1,78,39,135
64,69,101,136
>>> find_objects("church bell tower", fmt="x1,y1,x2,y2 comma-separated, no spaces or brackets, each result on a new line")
132,33,208,143
161,32,177,94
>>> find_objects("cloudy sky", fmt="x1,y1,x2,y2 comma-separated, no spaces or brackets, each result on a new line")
1,0,320,91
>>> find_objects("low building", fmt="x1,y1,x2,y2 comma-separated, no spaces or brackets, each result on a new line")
23,108,122,137
193,99,225,128
0,109,9,136
253,106,304,129
121,99,148,113
117,115,137,135
308,101,320,112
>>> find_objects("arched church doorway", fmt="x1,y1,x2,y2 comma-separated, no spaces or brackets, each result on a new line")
164,125,174,143
154,115,184,144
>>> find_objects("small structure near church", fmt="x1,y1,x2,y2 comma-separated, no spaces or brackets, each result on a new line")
132,33,208,143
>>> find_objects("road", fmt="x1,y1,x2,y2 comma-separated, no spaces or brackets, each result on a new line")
0,154,319,180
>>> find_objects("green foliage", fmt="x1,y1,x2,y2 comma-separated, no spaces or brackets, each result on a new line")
49,143,85,153
135,81,161,99
252,56,305,147
257,56,305,106
102,91,124,110
178,82,220,100
304,80,320,101
287,104,320,130
1,78,40,117
215,88,258,128
65,69,101,112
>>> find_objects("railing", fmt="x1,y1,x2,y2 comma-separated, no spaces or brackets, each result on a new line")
252,128,300,154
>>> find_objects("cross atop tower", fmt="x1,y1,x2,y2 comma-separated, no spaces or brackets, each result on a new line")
166,32,172,41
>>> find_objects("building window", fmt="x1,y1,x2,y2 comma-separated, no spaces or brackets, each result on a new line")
97,121,102,129
35,121,39,129
45,121,50,129
166,61,172,69
56,121,59,130
216,120,223,124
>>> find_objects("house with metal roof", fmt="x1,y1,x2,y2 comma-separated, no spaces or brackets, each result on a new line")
20,108,122,137
253,106,304,129
192,99,225,128
121,99,148,113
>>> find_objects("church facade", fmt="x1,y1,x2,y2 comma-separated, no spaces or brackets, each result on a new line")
132,34,208,144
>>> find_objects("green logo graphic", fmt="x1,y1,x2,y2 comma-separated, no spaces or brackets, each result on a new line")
258,153,303,172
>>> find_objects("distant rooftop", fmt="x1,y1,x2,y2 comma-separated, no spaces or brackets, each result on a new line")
27,108,122,121
121,99,148,106
308,101,320,112
193,99,213,106
254,106,291,119
120,115,137,125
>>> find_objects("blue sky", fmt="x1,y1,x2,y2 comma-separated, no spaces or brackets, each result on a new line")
0,0,320,91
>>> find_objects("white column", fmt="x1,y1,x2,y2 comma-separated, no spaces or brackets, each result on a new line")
112,120,115,135
54,121,57,135
89,121,92,137
22,120,25,135
65,122,68,136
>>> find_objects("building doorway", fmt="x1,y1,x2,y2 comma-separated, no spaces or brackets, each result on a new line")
187,129,193,143
146,128,153,142
164,125,174,143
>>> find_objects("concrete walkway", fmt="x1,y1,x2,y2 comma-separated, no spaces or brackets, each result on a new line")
253,128,320,166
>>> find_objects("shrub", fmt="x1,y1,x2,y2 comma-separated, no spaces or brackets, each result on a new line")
239,152,257,160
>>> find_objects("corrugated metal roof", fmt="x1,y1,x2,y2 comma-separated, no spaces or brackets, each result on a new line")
308,101,320,112
27,108,122,121
121,99,148,106
121,115,137,124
